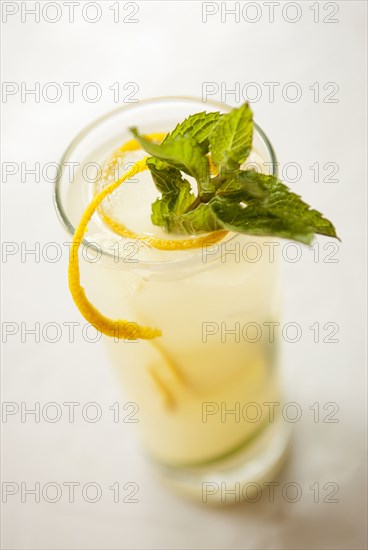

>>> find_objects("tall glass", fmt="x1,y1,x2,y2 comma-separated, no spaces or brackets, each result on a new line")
54,97,290,502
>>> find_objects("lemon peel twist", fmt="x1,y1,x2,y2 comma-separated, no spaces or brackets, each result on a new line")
68,159,161,340
69,136,227,341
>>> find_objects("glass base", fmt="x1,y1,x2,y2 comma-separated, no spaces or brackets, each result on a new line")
151,417,291,504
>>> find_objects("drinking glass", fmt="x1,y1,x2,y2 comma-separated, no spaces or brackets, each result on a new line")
54,97,290,502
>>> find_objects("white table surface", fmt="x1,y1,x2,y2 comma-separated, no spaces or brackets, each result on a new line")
1,1,367,549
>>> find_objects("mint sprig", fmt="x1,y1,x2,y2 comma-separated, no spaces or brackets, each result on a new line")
129,103,339,245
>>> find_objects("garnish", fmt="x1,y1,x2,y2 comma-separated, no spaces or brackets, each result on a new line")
131,103,338,245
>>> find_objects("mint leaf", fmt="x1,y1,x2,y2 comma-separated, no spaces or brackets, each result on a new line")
209,102,253,171
147,156,220,234
146,157,183,195
153,200,222,234
169,203,222,234
210,197,315,244
216,169,267,201
164,111,221,153
146,156,195,229
256,173,338,239
130,128,213,197
210,172,339,244
151,184,195,231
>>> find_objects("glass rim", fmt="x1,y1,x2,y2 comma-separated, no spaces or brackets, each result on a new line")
53,96,278,268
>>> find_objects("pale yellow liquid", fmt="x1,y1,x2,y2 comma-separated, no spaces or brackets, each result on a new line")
67,147,281,467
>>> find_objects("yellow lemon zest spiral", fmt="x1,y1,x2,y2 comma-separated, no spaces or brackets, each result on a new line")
68,134,227,341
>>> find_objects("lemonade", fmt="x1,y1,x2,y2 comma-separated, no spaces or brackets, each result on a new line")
77,230,282,467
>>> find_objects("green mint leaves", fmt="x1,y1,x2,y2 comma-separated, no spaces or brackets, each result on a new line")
147,157,221,234
129,104,338,245
211,171,337,244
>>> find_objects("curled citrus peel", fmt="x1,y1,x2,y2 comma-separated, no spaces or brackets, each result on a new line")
96,135,227,250
69,134,227,342
68,159,161,340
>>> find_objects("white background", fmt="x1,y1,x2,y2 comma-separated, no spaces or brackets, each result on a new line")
1,1,367,549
